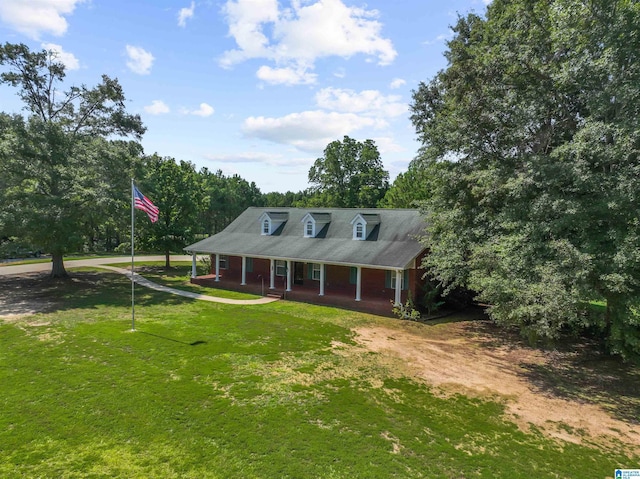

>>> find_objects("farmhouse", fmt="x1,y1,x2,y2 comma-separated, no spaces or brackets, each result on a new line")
184,207,428,316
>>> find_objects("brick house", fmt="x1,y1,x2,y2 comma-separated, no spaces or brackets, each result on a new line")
184,207,428,316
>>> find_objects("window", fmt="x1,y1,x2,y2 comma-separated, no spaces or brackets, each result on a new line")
262,219,270,235
305,221,314,237
312,263,321,280
275,260,287,277
385,270,409,290
219,255,228,270
355,222,364,240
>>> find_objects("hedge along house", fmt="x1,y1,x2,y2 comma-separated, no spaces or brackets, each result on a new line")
184,207,428,316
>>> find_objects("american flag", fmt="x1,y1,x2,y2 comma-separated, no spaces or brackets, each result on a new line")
133,185,159,223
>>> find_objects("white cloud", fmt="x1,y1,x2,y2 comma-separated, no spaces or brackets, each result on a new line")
125,45,154,75
333,68,346,79
177,1,195,27
371,136,405,154
41,43,80,70
220,0,396,84
390,78,406,89
181,103,214,117
205,151,314,171
315,87,407,118
242,110,386,151
144,100,170,115
256,65,317,85
0,0,84,39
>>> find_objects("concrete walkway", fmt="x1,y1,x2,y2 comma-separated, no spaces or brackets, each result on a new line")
0,255,279,306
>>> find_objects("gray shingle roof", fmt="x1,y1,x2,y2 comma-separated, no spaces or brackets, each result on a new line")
185,207,427,270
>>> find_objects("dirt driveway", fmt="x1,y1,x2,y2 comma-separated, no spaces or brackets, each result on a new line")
354,316,640,452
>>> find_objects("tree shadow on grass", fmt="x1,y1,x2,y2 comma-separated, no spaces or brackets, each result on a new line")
0,270,200,318
460,320,640,425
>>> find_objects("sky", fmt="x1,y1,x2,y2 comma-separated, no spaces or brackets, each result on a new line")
0,0,490,193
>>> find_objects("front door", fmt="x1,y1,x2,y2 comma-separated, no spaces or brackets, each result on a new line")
294,262,304,285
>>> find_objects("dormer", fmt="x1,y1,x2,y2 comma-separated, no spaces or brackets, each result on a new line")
259,211,289,235
350,213,380,241
301,212,331,238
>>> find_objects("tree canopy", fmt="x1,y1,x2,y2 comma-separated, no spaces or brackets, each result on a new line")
0,43,145,277
308,136,389,208
410,0,640,358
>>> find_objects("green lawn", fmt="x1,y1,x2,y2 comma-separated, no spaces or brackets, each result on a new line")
0,269,637,478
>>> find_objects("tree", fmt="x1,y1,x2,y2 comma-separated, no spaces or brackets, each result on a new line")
308,136,389,207
380,154,443,208
137,156,200,268
0,43,145,277
410,0,640,358
198,168,264,235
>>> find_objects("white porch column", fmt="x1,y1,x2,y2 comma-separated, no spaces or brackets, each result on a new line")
355,266,362,301
191,253,197,279
241,256,247,285
269,259,275,289
215,253,220,282
286,260,292,292
319,263,325,296
394,270,402,305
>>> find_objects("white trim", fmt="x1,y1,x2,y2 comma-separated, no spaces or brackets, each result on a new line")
269,258,275,289
311,262,321,280
286,260,292,292
261,218,271,235
305,220,315,238
394,270,402,306
187,252,418,272
275,260,287,277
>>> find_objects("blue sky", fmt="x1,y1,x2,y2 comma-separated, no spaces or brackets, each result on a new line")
0,0,489,193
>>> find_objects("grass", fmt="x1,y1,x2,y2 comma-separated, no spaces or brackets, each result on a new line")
0,270,638,478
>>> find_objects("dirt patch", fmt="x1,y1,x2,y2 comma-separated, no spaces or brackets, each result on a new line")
0,271,107,321
353,317,640,450
0,272,59,319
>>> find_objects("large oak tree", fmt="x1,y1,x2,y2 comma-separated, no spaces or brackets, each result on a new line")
410,0,640,358
0,43,145,277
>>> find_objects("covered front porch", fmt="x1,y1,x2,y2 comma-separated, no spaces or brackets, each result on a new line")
187,254,415,317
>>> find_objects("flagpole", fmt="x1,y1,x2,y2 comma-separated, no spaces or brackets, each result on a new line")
131,178,136,331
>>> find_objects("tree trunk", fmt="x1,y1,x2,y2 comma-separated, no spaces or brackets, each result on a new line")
50,252,68,278
165,250,170,268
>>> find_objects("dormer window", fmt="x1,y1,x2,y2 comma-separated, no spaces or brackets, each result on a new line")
259,211,288,236
350,213,380,241
301,212,331,238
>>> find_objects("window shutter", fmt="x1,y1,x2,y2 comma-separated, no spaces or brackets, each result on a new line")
403,270,409,290
307,263,313,280
349,267,357,284
385,271,391,288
